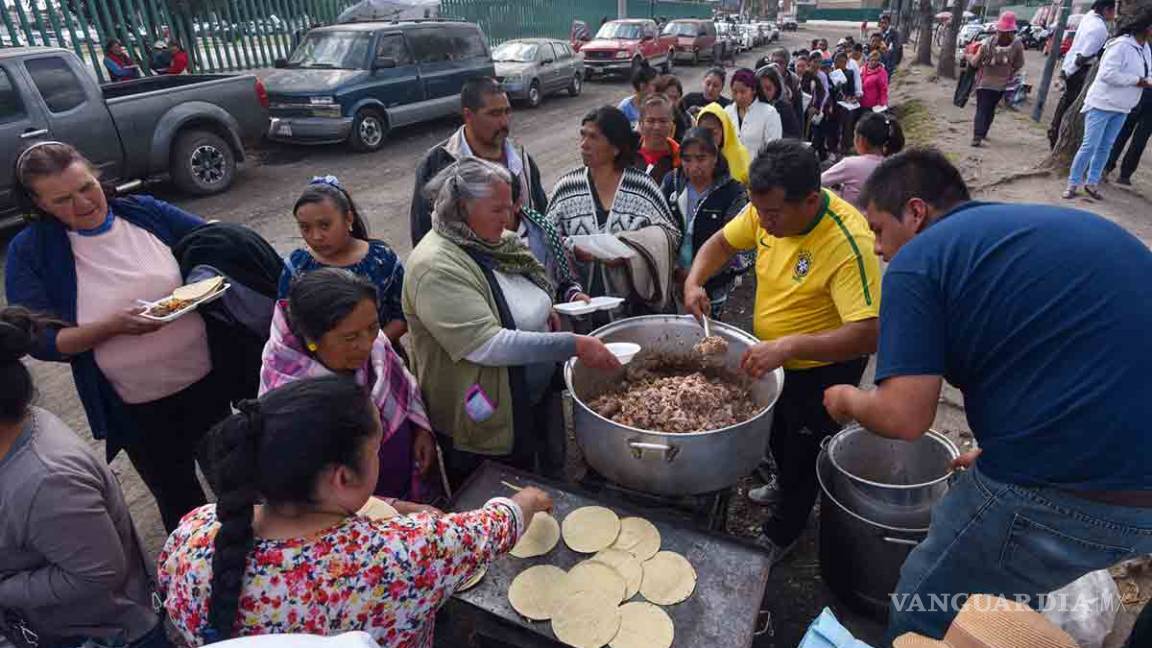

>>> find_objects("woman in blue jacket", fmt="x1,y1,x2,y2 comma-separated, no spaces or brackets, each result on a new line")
6,141,231,532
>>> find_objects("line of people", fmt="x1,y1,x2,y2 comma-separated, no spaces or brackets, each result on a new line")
0,61,912,646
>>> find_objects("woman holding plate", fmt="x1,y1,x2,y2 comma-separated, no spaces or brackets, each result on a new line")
404,157,620,486
5,141,231,532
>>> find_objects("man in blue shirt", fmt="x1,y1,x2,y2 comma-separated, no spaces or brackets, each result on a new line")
822,148,1152,642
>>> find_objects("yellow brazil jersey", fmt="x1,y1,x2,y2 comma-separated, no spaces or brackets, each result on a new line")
722,189,881,370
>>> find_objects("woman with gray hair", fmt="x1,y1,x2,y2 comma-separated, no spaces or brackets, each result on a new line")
403,157,620,486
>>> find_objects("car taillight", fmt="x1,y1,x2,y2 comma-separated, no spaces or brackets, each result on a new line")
255,78,269,109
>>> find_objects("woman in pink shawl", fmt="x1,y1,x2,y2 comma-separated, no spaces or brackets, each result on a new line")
261,268,438,510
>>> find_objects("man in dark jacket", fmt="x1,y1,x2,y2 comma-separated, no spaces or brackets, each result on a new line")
879,13,902,73
409,77,548,247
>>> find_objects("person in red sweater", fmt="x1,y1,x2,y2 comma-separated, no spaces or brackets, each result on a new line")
167,41,189,75
860,49,889,110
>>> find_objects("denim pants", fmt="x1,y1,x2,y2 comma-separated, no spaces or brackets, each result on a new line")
1068,108,1129,188
973,89,1005,139
886,466,1152,643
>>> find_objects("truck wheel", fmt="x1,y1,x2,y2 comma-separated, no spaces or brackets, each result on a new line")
568,73,582,97
350,108,387,152
527,81,542,108
171,129,235,196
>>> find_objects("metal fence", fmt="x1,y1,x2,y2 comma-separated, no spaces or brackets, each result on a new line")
2,0,712,82
438,0,714,45
1,0,353,82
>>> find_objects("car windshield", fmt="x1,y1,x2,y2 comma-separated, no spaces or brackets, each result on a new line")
492,42,539,62
597,23,643,40
663,22,697,36
287,31,372,69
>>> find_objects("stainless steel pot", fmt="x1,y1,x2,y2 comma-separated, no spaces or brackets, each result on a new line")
564,315,784,495
817,447,928,618
825,424,958,526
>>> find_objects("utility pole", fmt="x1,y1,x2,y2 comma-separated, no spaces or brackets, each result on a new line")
618,0,627,20
1032,0,1073,122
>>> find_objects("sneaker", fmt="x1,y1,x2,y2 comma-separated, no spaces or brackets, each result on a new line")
1118,176,1133,186
971,137,982,147
1062,187,1078,199
747,477,783,506
752,534,797,566
1084,185,1103,200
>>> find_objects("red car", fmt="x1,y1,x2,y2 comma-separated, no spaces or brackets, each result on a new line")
580,19,677,78
1044,13,1083,57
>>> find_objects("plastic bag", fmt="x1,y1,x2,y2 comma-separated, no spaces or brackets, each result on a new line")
1040,569,1121,648
798,608,876,648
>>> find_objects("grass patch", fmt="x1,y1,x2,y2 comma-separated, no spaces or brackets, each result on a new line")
891,98,935,148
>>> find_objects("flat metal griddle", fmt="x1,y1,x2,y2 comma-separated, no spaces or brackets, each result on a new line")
440,462,772,648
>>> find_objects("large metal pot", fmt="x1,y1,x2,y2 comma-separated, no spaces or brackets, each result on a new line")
825,425,958,527
564,315,784,495
817,447,928,618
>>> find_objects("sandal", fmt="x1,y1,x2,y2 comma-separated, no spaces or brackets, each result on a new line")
1084,185,1103,200
1062,187,1078,199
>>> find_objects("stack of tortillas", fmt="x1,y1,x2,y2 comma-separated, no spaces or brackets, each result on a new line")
172,276,224,301
506,506,696,648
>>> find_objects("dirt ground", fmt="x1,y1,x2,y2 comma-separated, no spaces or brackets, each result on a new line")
1,22,1148,648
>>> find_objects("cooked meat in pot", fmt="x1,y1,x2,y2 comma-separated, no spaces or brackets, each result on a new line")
589,370,759,433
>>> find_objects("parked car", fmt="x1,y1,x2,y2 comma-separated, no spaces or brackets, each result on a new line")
580,19,676,79
264,20,494,151
756,21,780,43
493,38,582,107
778,14,798,31
662,19,717,65
1044,13,1083,57
736,24,759,50
715,22,743,53
958,23,987,48
0,47,268,226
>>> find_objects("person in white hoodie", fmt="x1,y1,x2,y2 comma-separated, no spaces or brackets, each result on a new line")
1065,9,1152,199
725,67,781,159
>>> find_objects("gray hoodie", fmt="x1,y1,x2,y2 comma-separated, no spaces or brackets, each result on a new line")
0,408,157,645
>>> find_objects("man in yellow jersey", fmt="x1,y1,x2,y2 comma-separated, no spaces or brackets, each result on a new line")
684,140,881,563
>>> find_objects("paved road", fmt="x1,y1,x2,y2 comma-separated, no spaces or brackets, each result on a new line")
0,34,812,554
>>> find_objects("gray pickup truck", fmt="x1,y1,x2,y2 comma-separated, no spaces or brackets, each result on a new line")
1,48,268,224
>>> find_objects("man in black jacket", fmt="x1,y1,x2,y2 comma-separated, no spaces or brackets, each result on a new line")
409,77,548,247
879,13,902,73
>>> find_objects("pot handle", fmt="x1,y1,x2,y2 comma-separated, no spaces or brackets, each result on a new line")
882,536,921,547
628,440,679,462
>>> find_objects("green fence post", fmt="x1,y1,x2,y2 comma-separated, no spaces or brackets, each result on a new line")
10,0,37,47
1,8,24,51
81,0,111,63
229,2,258,69
262,0,288,60
214,10,241,71
60,1,102,76
245,0,273,66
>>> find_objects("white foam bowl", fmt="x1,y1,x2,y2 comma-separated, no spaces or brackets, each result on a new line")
605,342,641,364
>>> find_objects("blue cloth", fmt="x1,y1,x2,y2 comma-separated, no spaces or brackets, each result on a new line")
887,466,1152,642
617,95,641,128
800,608,875,648
5,196,205,459
278,240,406,325
1069,108,1129,187
875,202,1152,491
678,184,703,268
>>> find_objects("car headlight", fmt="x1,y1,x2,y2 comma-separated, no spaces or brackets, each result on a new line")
503,74,523,84
309,96,336,105
615,51,630,59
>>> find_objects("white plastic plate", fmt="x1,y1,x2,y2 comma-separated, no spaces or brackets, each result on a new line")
569,234,637,261
554,295,626,317
605,342,641,364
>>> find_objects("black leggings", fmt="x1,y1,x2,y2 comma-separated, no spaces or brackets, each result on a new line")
973,88,1005,139
122,374,230,532
761,357,869,546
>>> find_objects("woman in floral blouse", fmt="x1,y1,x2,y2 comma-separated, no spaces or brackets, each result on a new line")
157,376,552,646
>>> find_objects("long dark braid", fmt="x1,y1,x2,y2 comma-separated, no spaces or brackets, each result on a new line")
198,377,379,642
204,401,262,641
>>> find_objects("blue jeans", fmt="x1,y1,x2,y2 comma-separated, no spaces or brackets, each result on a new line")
1068,108,1129,188
886,466,1152,643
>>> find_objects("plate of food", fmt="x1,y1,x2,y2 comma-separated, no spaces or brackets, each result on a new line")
138,277,229,323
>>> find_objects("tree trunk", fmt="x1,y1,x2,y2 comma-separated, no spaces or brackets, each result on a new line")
914,0,936,65
1044,0,1152,168
935,1,966,78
